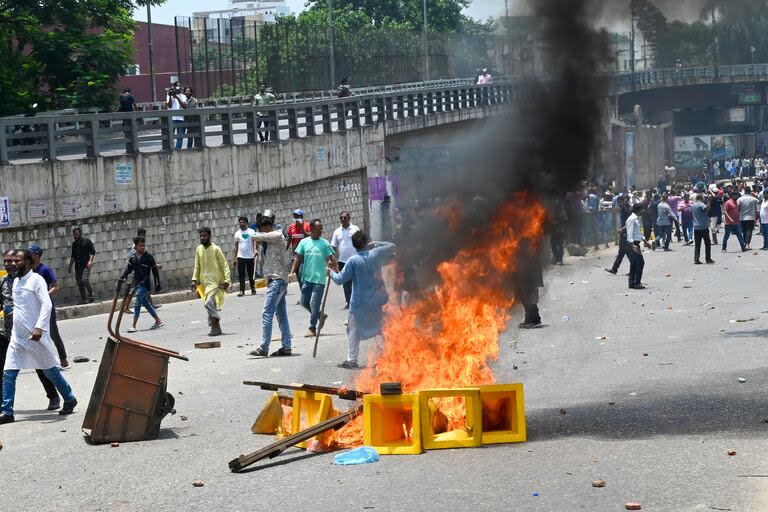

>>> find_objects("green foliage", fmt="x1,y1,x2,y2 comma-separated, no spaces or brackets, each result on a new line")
0,0,165,116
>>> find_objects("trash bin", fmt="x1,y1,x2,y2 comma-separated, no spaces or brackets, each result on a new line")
82,283,187,444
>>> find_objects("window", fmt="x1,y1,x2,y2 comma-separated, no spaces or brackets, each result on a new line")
125,64,140,76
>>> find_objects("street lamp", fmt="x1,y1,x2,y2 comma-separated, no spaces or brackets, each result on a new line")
147,4,157,102
328,0,335,90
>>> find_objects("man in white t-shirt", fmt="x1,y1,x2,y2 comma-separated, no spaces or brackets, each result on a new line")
231,216,257,296
330,211,359,309
166,81,188,150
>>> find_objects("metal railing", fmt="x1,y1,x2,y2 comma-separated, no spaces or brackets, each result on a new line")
0,83,513,165
611,63,768,93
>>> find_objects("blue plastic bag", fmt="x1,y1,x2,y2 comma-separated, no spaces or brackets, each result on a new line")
333,446,379,465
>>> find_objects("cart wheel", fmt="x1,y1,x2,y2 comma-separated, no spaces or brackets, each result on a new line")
160,392,176,417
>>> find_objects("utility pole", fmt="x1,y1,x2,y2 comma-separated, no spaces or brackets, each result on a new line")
505,0,509,77
423,0,429,81
147,4,157,102
328,0,335,90
629,3,636,92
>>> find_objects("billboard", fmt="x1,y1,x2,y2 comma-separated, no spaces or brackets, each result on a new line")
674,135,736,169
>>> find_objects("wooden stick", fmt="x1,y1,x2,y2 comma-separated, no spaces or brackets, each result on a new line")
228,405,362,472
243,381,365,401
312,274,332,358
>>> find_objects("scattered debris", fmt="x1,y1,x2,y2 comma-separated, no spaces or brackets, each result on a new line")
178,391,184,395
629,392,638,396
194,341,221,349
562,315,570,322
658,363,674,366
625,503,642,510
642,353,649,357
665,273,671,277
559,408,567,415
334,446,380,465
180,416,188,421
592,479,606,488
192,480,205,487
737,378,747,383
73,356,90,363
608,402,615,405
666,305,673,310
728,450,737,456
595,336,607,340
761,419,768,424
533,492,540,497
60,429,67,433
110,442,120,448
709,507,732,511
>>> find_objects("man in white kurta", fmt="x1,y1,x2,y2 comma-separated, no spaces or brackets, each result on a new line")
0,249,77,423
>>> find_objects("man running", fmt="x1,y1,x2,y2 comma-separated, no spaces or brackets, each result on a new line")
119,237,164,333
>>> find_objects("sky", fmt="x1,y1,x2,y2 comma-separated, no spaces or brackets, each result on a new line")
134,0,502,25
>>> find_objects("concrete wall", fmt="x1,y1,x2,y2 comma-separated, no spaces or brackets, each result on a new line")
0,169,367,304
612,124,667,190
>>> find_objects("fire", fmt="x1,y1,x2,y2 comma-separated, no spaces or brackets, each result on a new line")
333,193,548,446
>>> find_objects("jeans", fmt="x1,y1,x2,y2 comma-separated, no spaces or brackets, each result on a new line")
338,261,352,306
627,242,644,287
763,223,768,249
260,279,291,352
740,220,755,247
134,284,158,321
682,220,693,242
300,281,325,330
693,229,712,262
237,258,255,292
656,224,672,249
75,266,94,302
2,367,75,416
173,120,185,149
722,224,746,251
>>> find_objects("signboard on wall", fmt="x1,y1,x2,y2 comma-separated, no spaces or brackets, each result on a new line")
0,197,10,228
115,162,133,185
674,134,736,169
625,132,635,189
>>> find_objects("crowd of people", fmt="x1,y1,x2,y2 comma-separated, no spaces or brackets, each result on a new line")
0,207,396,424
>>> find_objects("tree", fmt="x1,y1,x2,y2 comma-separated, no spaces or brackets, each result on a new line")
0,0,166,116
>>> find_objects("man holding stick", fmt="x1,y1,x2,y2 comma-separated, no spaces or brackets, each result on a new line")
328,231,396,369
290,220,337,338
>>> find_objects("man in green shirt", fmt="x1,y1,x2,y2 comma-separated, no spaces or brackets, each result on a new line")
254,82,276,141
290,219,337,337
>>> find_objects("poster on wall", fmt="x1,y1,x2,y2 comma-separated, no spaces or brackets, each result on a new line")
711,135,736,160
0,197,10,228
115,162,133,185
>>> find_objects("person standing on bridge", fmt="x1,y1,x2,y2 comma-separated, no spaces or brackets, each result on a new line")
192,227,231,337
166,81,187,150
254,82,276,142
0,249,78,424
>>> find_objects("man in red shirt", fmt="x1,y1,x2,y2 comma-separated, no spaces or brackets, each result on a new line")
286,209,310,286
722,191,746,252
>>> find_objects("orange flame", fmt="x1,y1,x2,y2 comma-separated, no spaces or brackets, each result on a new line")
333,193,548,446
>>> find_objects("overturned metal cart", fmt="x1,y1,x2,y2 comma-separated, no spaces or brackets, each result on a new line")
82,281,187,443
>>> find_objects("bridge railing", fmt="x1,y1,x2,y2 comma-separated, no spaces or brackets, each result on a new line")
612,63,768,92
0,83,513,165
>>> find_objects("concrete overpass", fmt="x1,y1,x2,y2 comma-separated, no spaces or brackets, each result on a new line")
0,80,511,304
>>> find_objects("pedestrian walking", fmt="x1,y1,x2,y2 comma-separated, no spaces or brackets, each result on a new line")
626,204,648,290
606,194,632,274
0,249,78,424
68,227,95,304
655,193,676,251
330,211,359,310
692,194,715,264
29,245,68,369
290,220,337,338
247,217,294,358
119,237,163,333
232,216,257,296
254,82,276,141
761,194,768,250
722,191,746,252
737,186,759,249
329,231,396,369
191,227,231,336
0,250,59,410
680,194,693,245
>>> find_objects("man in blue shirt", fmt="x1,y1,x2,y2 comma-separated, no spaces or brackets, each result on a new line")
328,231,396,369
29,245,69,369
691,194,715,265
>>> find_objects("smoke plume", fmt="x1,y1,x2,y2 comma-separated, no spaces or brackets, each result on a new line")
392,0,611,292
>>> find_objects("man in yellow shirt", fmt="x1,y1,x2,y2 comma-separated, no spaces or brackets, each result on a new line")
191,227,231,336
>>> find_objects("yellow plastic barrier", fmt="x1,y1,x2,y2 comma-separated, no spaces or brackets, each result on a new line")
478,384,526,444
418,388,483,450
291,390,336,448
251,392,284,435
363,393,422,455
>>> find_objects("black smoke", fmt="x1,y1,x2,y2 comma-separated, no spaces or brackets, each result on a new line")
391,0,611,292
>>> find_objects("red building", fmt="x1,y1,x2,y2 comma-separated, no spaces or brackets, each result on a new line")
117,21,191,104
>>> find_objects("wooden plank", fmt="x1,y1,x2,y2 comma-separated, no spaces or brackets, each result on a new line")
194,341,221,349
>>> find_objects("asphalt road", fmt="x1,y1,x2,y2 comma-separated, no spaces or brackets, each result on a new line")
3,239,768,511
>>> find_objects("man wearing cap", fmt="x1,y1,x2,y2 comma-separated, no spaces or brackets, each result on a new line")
29,244,69,369
330,211,359,310
1,249,78,424
247,217,294,357
192,227,231,336
286,209,310,287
